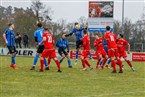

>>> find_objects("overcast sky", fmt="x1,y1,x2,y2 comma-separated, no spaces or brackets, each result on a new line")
1,0,145,23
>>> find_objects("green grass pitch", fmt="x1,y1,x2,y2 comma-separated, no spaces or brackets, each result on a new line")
0,56,145,97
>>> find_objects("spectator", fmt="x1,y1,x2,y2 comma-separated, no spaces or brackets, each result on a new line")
15,32,22,48
23,34,29,48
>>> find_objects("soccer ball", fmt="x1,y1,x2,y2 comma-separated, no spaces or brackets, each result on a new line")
75,24,80,30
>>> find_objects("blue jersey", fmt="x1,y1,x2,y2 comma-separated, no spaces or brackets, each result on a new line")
71,27,84,41
56,38,69,50
4,29,16,46
103,40,108,53
34,28,44,45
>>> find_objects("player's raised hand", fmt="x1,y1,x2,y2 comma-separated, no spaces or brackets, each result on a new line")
127,50,130,54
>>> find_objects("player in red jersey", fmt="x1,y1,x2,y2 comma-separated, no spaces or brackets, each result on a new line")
80,29,93,70
38,26,61,72
94,34,108,69
116,34,135,71
104,26,123,73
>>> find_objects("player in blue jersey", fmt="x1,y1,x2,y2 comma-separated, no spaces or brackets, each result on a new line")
3,23,17,69
56,33,72,68
30,22,48,70
65,23,94,64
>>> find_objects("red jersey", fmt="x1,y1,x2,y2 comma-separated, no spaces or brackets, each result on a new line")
42,31,55,49
94,37,104,51
116,39,129,53
81,34,90,51
104,32,117,49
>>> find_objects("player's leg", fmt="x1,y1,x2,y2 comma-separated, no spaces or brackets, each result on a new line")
58,49,65,63
30,53,39,70
39,56,44,72
84,58,93,70
51,50,61,72
116,56,123,73
88,51,94,61
9,46,17,69
124,57,135,71
81,56,86,70
66,55,72,68
101,55,108,70
96,54,102,69
75,48,79,64
109,50,117,73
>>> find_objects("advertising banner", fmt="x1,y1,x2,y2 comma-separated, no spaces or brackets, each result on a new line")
132,53,145,61
88,1,114,32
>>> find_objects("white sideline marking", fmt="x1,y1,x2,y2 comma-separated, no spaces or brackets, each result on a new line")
77,91,145,97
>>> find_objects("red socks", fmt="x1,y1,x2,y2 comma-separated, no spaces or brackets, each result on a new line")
111,60,116,71
126,60,133,68
117,59,122,71
102,58,107,67
40,60,44,70
54,60,61,70
96,58,101,66
48,58,51,65
81,59,86,68
85,60,91,67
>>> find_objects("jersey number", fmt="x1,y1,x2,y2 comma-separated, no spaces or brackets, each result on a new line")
110,35,115,41
47,36,52,43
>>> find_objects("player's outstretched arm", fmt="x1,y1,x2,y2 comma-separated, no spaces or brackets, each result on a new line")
65,33,73,37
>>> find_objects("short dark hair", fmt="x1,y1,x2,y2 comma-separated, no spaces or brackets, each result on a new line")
83,29,88,34
119,34,124,38
106,26,110,31
8,23,13,27
74,22,78,25
37,22,42,27
44,26,49,31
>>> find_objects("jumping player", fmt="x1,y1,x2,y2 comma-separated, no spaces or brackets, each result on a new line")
38,26,61,72
116,34,135,71
30,23,48,70
65,22,83,64
56,33,72,68
104,26,123,73
94,34,108,69
3,23,17,69
80,29,93,70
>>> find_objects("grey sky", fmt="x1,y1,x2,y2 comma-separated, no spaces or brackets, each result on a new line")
1,0,145,23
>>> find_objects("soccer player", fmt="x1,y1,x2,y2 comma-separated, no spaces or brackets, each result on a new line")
56,33,72,68
116,34,135,71
80,29,93,70
99,39,111,68
65,23,93,64
65,22,83,64
104,26,123,73
3,23,17,69
38,26,61,72
94,34,108,69
30,23,48,70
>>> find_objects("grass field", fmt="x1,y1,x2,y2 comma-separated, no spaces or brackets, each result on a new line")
0,56,145,97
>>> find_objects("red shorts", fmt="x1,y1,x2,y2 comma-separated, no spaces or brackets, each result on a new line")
96,49,107,57
81,50,90,58
119,51,127,58
108,49,119,58
41,49,56,58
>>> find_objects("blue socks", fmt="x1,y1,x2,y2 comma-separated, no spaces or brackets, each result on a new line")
88,52,92,59
33,55,39,66
76,51,79,59
107,59,111,64
11,52,17,65
44,58,48,67
59,58,63,63
67,59,71,67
